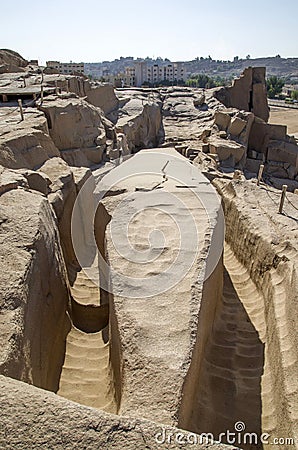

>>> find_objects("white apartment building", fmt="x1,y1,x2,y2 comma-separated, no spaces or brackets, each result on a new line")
130,61,186,87
46,61,84,74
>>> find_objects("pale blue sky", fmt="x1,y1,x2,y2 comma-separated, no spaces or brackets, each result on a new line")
1,0,297,63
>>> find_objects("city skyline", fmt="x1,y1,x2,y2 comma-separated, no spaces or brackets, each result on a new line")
1,0,297,65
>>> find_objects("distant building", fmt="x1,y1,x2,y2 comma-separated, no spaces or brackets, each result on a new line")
46,61,84,74
107,61,186,87
282,84,298,97
134,61,186,86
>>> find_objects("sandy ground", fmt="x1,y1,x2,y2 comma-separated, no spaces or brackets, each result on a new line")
269,107,298,136
57,268,117,413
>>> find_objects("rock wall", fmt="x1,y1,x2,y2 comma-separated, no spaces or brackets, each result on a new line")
38,157,94,281
115,93,164,152
213,179,298,447
214,67,269,122
85,83,119,115
0,172,71,392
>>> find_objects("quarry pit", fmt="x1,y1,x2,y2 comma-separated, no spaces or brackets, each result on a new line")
0,58,297,450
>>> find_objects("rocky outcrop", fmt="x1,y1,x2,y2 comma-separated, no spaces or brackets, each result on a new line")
43,75,119,116
85,83,119,116
0,173,71,392
0,376,236,450
160,70,298,187
0,49,28,74
38,157,92,280
114,90,164,152
39,97,108,167
214,67,269,122
161,87,214,150
0,109,60,170
0,59,297,449
247,117,298,187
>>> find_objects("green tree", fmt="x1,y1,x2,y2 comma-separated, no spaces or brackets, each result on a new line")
291,90,298,101
266,76,285,99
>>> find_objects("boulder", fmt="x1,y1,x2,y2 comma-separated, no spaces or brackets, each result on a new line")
39,97,107,167
0,166,28,195
267,140,298,169
228,116,246,136
193,94,205,107
17,169,51,195
39,97,106,150
209,137,246,166
85,83,119,116
268,176,298,192
214,111,231,131
0,128,60,170
0,49,28,74
116,100,164,151
0,109,59,170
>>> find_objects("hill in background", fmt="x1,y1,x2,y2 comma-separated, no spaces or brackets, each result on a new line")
85,56,298,82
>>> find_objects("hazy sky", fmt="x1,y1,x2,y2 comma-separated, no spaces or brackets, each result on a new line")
1,0,297,64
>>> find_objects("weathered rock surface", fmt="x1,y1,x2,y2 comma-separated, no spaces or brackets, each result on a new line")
0,376,236,450
114,90,164,152
213,179,298,446
0,108,59,169
100,149,224,427
38,157,92,278
214,67,269,122
0,183,70,392
86,83,119,116
39,97,107,167
0,49,28,74
209,137,246,165
0,166,28,194
43,75,119,116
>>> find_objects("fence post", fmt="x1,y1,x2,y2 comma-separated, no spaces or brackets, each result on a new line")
257,164,264,186
279,185,287,214
18,99,24,121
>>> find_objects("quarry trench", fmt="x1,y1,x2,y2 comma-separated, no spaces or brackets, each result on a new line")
57,260,117,414
52,168,293,450
1,61,298,449
56,226,271,449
